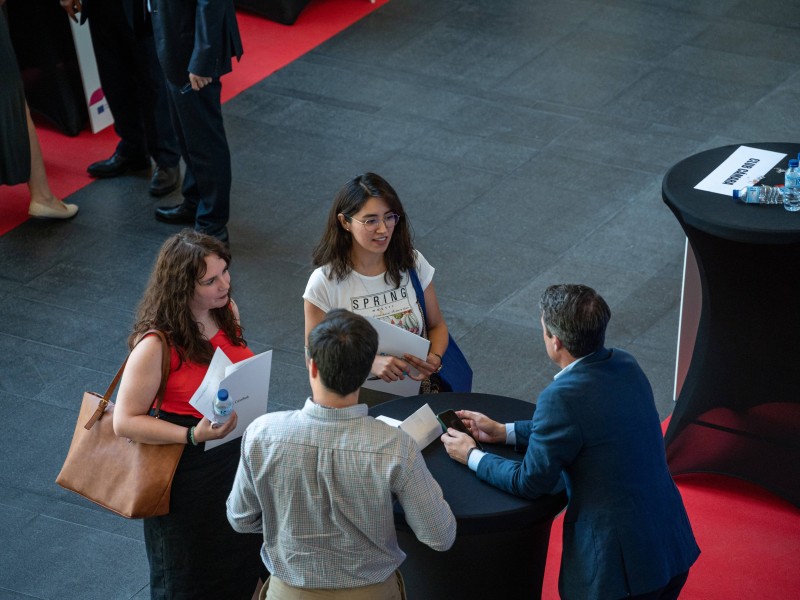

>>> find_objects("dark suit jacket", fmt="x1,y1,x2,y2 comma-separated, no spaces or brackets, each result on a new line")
150,0,243,86
477,348,700,599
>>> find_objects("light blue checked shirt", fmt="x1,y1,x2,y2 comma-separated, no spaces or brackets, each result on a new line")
227,398,456,589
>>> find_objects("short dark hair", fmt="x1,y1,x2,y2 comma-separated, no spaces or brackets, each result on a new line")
539,284,611,358
307,309,378,396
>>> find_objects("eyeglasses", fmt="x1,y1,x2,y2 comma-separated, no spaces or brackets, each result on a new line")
348,213,401,232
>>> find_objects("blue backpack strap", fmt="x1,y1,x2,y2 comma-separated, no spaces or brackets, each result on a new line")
408,268,428,325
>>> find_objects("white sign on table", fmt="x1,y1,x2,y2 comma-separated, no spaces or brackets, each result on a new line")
694,145,786,196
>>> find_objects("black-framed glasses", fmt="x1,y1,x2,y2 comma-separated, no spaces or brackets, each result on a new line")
348,213,401,232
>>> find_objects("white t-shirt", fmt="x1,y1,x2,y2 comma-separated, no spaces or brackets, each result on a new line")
303,250,434,337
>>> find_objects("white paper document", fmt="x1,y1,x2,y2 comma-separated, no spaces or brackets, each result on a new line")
361,316,431,397
189,348,273,450
694,145,786,196
375,403,442,449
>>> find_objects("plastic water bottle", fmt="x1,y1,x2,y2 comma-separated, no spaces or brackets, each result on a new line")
732,185,783,205
213,388,233,424
783,159,800,212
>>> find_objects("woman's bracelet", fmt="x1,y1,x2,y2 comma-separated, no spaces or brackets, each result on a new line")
432,352,443,373
187,425,198,446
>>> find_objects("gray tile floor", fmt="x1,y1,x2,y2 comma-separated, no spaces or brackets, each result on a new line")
2,0,799,598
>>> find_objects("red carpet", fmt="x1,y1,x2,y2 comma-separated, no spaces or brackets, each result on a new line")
542,422,800,599
0,0,389,236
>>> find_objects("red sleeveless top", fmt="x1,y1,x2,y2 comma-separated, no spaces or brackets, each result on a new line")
152,329,254,417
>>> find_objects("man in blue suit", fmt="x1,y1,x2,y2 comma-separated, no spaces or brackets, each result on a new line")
442,284,700,600
149,0,243,244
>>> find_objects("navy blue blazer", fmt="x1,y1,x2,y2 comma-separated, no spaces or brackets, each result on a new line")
150,0,243,86
477,348,700,599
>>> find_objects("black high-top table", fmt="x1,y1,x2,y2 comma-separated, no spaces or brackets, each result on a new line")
662,142,800,507
371,392,567,600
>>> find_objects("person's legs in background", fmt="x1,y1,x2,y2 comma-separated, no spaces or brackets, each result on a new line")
85,0,149,176
25,103,78,219
155,79,231,245
85,0,180,197
134,14,181,197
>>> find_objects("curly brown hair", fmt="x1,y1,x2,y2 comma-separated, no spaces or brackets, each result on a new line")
311,173,415,288
129,229,246,364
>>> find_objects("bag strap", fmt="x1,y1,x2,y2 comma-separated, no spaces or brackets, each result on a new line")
408,268,428,326
84,330,171,430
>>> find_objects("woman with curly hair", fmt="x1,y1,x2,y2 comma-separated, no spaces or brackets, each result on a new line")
115,229,264,599
303,173,450,403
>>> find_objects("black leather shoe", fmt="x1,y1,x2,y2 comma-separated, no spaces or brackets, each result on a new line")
198,226,230,247
212,227,229,247
87,152,150,178
154,204,196,225
149,165,181,197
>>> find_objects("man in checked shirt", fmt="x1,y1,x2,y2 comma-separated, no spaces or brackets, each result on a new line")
227,309,456,600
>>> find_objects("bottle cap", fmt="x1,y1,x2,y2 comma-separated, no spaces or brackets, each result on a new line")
217,388,229,400
733,188,745,199
789,159,799,168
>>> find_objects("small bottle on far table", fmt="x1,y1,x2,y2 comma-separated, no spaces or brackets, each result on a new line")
783,159,800,212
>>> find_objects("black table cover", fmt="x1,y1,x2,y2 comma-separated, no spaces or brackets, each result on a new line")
662,142,800,507
371,392,566,600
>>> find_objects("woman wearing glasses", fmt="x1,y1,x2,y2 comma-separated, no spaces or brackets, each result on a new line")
303,172,449,400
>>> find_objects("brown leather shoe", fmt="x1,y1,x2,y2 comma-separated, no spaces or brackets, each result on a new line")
149,165,181,197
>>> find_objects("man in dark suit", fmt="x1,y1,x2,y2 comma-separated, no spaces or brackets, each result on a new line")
148,0,243,244
442,284,700,600
60,0,181,196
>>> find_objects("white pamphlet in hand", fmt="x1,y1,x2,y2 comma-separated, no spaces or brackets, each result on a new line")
375,403,441,449
362,316,431,397
189,347,273,450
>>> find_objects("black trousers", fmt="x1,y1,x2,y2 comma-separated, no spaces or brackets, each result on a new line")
164,78,231,237
143,413,265,600
86,0,179,167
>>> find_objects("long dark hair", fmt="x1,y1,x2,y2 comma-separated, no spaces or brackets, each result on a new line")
129,229,245,364
311,173,415,288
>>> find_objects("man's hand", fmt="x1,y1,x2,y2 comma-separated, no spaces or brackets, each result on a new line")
456,409,506,444
441,428,476,465
59,0,83,23
189,73,212,91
